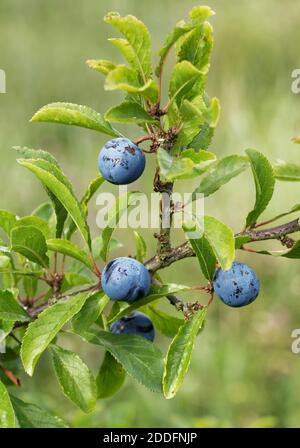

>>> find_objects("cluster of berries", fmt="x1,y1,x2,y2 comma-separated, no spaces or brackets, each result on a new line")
98,139,260,341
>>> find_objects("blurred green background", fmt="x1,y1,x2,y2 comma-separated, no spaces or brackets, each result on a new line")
1,0,300,428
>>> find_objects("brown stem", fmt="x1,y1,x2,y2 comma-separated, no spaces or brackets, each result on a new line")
241,246,258,253
253,217,281,228
145,241,194,272
134,134,155,145
153,168,174,257
53,252,58,275
90,254,101,277
207,291,215,307
236,218,300,242
28,282,101,318
0,366,21,387
33,292,48,304
61,255,66,275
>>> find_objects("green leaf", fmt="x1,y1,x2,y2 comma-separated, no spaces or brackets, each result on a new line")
50,196,68,239
252,240,300,259
81,329,164,393
108,38,142,75
156,22,195,78
171,95,220,152
21,292,89,376
109,284,190,323
11,225,49,268
0,289,30,322
14,146,60,166
18,158,91,247
66,175,105,241
31,203,54,222
100,191,141,261
104,12,152,79
13,216,53,240
0,381,15,428
60,272,93,293
177,22,213,74
202,97,220,128
273,160,300,181
0,210,17,237
266,204,300,223
72,292,109,334
49,345,97,413
97,351,126,399
171,99,205,152
158,147,216,181
11,396,68,428
235,235,251,249
23,271,38,298
163,308,207,399
81,176,105,216
31,102,119,137
47,239,94,271
155,6,214,77
14,147,68,238
133,231,147,262
204,216,235,271
193,155,249,198
280,240,300,258
105,65,158,103
105,102,156,124
246,149,275,228
143,306,184,338
0,320,14,345
0,254,10,270
86,59,116,75
169,61,202,107
183,228,216,281
189,122,215,151
92,237,123,260
189,5,215,22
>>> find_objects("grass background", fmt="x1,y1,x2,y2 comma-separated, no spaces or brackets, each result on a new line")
1,0,300,427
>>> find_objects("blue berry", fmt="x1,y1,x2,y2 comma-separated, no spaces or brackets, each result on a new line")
110,312,155,342
213,261,260,307
102,257,151,302
98,137,145,185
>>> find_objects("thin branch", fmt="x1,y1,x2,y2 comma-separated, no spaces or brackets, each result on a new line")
134,134,155,145
236,218,300,242
145,218,300,273
28,282,100,318
9,333,21,345
145,241,194,272
61,255,66,275
166,293,183,308
90,254,101,277
0,366,21,387
153,168,174,257
53,252,58,274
